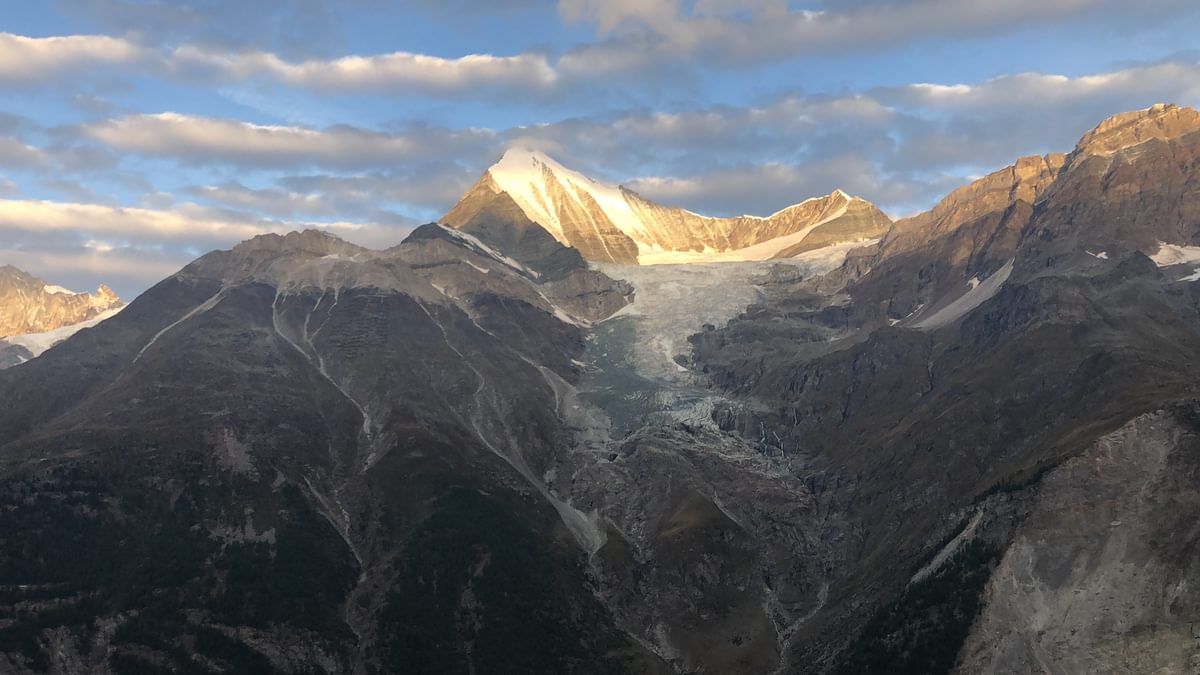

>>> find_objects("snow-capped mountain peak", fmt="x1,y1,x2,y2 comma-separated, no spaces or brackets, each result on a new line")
445,150,892,265
0,266,124,340
486,148,648,246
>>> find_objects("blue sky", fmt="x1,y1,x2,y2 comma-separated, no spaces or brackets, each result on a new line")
2,0,1200,298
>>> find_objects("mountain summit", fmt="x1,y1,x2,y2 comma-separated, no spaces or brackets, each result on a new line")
442,149,892,264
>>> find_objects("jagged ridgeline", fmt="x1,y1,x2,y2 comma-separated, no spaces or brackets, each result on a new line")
0,267,124,369
2,104,1200,674
442,148,892,264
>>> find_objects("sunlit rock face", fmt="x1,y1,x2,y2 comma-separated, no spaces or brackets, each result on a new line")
442,149,892,265
0,265,124,339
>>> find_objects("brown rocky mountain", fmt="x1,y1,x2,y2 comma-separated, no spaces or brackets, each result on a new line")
442,148,892,265
0,266,123,338
689,103,1200,672
841,103,1200,324
0,266,124,368
2,105,1200,675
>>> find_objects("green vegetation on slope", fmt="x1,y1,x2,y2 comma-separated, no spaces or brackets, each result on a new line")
837,540,1001,675
378,486,642,675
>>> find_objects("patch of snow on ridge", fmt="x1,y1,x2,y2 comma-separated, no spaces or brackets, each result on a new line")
43,284,76,295
1086,250,1109,260
914,259,1014,330
436,223,539,278
5,306,124,357
1150,242,1200,267
636,204,855,265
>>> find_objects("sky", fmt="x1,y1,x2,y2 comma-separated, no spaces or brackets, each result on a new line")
2,0,1200,298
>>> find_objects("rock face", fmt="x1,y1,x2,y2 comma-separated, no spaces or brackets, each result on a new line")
957,410,1200,674
0,266,125,369
841,153,1066,323
0,266,123,338
1020,102,1200,269
442,149,892,264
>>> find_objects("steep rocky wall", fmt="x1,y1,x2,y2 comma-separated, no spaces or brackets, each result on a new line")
957,409,1200,674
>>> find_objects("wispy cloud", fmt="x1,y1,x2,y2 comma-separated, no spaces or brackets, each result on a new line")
558,0,1199,68
0,32,153,84
79,113,496,169
173,45,559,94
0,198,410,247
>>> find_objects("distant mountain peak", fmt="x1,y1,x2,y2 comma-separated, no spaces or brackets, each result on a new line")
0,265,124,351
445,150,892,265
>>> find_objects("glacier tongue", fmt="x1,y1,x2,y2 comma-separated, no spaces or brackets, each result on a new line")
579,242,861,435
596,241,867,382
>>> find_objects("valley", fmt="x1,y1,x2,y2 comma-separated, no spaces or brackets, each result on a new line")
2,104,1200,674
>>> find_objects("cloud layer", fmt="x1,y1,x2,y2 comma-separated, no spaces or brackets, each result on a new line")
3,0,1200,299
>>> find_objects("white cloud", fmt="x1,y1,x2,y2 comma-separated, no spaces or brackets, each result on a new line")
0,30,560,98
81,113,496,169
558,0,1199,68
880,62,1200,112
0,198,408,248
190,183,329,216
0,196,416,296
0,199,276,242
0,32,153,83
0,138,48,169
173,45,559,94
0,244,189,293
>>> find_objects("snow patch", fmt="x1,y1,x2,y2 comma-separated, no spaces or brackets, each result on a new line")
43,284,77,295
1151,242,1200,267
635,205,855,265
437,223,539,278
911,511,985,584
1086,250,1109,260
914,259,1014,330
6,306,123,357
